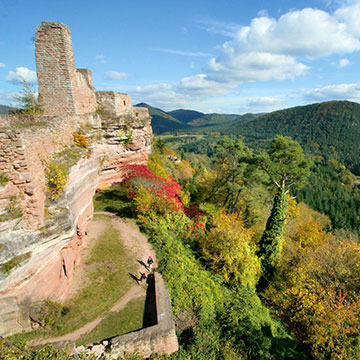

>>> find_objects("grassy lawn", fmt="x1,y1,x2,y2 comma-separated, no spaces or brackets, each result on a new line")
57,214,138,335
9,214,140,343
76,296,146,346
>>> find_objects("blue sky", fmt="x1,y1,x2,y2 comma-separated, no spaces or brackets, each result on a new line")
0,0,359,114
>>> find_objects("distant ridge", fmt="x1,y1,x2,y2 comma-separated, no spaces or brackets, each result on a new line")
135,103,239,134
0,105,13,114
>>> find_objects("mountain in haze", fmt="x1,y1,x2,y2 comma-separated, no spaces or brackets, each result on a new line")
0,105,13,114
168,109,204,123
135,103,240,134
135,103,191,134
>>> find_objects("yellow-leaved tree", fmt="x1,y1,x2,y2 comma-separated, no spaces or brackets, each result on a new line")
199,211,260,287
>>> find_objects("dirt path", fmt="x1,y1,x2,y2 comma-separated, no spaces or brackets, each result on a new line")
35,212,156,345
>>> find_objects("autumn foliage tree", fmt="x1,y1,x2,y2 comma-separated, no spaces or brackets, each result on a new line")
199,211,260,287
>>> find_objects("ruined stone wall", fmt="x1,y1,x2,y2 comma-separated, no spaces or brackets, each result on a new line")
96,91,132,115
0,114,93,229
35,22,96,115
75,69,97,114
104,273,178,359
35,22,78,115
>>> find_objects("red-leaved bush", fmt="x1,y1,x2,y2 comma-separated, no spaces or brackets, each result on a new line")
122,164,184,212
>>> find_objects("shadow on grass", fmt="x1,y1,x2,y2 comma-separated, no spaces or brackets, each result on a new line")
128,272,139,284
143,274,157,328
137,260,148,271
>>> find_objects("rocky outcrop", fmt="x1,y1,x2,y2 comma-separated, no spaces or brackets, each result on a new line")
0,110,152,336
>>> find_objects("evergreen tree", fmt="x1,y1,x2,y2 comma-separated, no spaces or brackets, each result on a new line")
256,136,312,290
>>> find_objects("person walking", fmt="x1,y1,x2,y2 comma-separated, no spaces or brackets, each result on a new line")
147,256,153,271
139,272,147,283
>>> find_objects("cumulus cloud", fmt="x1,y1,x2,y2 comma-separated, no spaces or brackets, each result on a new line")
135,83,191,110
206,52,309,83
105,71,128,80
303,82,360,102
134,2,360,111
6,67,37,85
338,58,351,67
230,7,360,57
177,74,231,96
0,62,5,68
200,3,360,85
335,1,360,37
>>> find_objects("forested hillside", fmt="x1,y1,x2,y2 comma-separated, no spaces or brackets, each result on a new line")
224,100,360,174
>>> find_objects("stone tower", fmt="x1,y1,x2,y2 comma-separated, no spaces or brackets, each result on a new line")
35,22,97,115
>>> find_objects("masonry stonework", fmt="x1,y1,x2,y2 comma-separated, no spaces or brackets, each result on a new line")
35,22,97,115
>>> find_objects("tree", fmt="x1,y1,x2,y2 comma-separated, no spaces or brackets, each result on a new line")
11,79,42,114
199,210,260,287
256,136,312,289
204,137,255,214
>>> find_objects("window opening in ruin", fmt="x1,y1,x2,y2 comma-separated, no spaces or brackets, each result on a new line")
123,101,126,106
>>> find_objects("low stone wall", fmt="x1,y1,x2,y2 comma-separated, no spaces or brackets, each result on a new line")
106,272,178,359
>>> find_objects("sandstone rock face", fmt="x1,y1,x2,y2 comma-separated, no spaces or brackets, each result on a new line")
0,110,152,336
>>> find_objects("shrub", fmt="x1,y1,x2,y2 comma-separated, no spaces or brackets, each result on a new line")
122,164,184,214
0,194,23,223
0,252,31,274
0,172,10,186
73,132,88,148
45,162,68,200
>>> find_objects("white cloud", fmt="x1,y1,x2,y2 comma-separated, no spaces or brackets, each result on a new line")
234,96,284,114
0,62,5,68
206,52,309,83
303,82,360,102
335,1,360,37
135,2,360,112
105,71,128,80
135,83,190,110
95,54,106,64
199,3,360,86
177,74,231,96
231,7,360,58
6,67,37,85
338,58,351,67
152,48,213,57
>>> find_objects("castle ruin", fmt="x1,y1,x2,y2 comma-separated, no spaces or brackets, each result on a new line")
0,22,178,357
